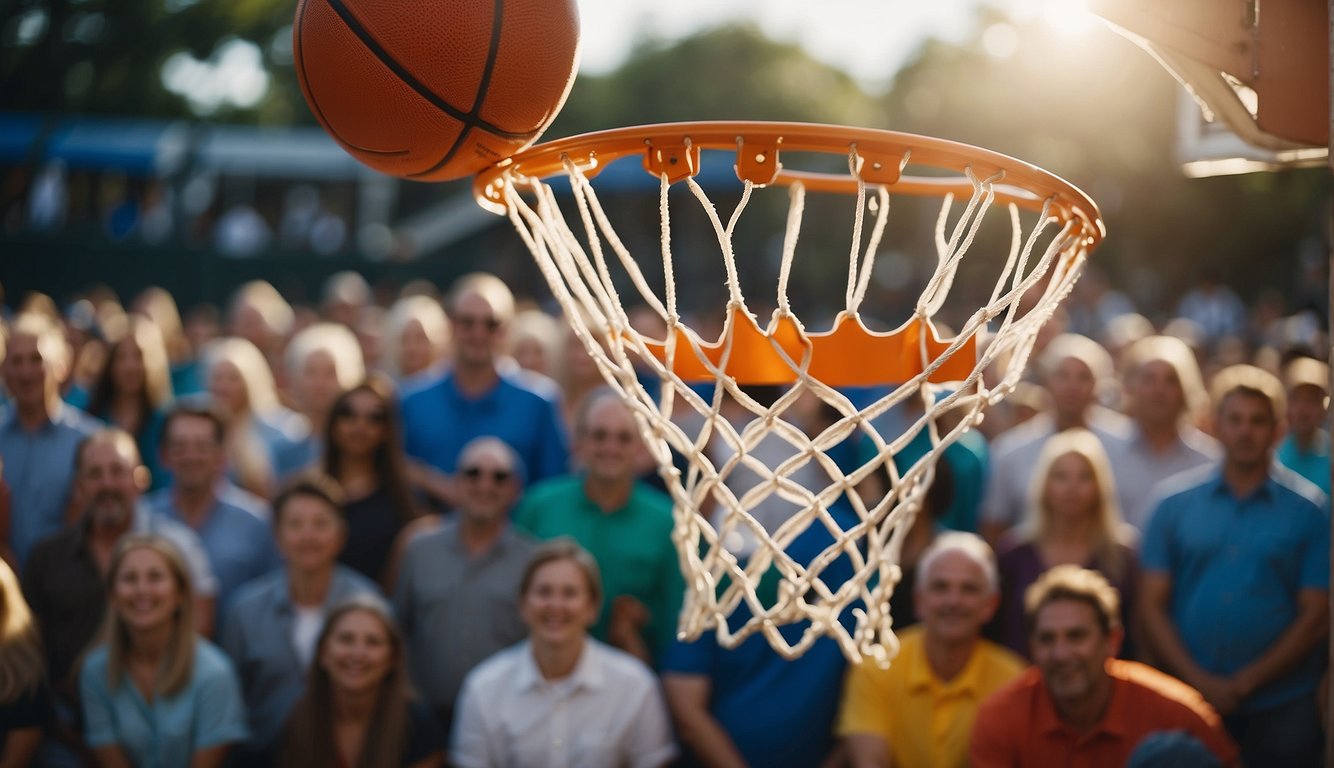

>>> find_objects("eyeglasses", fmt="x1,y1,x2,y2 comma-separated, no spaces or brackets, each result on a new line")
333,404,389,424
452,314,502,332
460,466,513,484
586,428,636,445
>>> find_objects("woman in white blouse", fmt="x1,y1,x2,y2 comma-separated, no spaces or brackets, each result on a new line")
451,539,677,768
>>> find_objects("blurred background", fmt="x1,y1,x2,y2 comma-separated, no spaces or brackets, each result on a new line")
0,0,1328,334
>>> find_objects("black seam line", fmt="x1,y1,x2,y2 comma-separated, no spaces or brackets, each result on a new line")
298,0,410,156
323,0,532,141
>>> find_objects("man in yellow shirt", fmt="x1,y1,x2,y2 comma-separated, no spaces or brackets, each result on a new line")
837,532,1026,768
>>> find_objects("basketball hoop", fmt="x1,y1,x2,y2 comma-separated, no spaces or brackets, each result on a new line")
477,121,1103,664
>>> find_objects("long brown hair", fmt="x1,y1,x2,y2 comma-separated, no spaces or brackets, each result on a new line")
99,535,197,697
0,558,43,703
279,596,412,768
87,316,174,422
322,375,417,524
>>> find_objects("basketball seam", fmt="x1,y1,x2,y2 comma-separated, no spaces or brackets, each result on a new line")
323,0,533,142
296,0,411,157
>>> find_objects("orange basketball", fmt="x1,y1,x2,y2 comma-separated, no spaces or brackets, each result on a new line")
293,0,580,182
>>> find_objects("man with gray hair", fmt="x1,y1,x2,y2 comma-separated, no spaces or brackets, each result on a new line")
394,435,536,730
837,532,1026,768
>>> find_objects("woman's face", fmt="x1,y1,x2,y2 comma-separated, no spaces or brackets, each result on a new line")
512,335,548,376
208,360,248,417
398,319,435,378
331,389,388,460
520,559,598,650
112,547,183,634
1043,452,1101,521
276,494,346,574
297,349,342,417
111,339,147,396
320,609,395,696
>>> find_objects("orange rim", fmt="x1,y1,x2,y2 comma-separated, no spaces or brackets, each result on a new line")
474,120,1104,246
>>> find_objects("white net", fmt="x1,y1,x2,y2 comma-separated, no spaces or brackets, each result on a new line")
491,132,1097,664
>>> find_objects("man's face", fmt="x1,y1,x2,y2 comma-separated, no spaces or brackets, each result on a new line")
1129,359,1185,427
1287,385,1327,439
1031,599,1118,707
449,292,503,369
1046,357,1097,422
576,398,643,485
2,333,57,412
1216,391,1278,470
914,550,998,646
455,444,518,525
162,415,225,492
79,440,143,528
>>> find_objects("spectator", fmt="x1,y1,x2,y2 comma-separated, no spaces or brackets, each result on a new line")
226,281,293,384
1175,272,1247,351
278,322,365,478
79,535,248,767
221,474,382,763
1106,335,1220,531
970,566,1238,767
201,337,297,498
80,317,174,490
395,436,534,730
515,389,683,664
980,334,1132,543
992,429,1138,659
324,378,420,585
320,271,372,330
0,312,100,565
401,273,569,507
382,295,450,384
279,595,444,768
1140,365,1329,766
508,308,562,379
451,540,676,768
131,287,203,397
1277,356,1330,494
145,401,281,614
0,557,51,768
838,533,1025,768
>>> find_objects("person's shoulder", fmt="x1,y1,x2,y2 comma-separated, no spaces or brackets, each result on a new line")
523,475,582,503
227,570,285,615
27,527,81,565
465,642,527,688
1109,660,1220,724
194,639,238,677
80,644,111,679
496,370,563,408
629,482,673,515
399,370,449,405
589,639,657,687
975,637,1028,677
1268,464,1329,513
333,563,382,598
217,483,271,521
1151,464,1219,508
991,415,1054,456
61,403,103,436
1178,425,1222,461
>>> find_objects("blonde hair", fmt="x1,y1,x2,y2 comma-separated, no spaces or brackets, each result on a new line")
1210,364,1286,421
382,295,449,378
0,559,43,703
446,272,516,325
1022,428,1131,580
100,535,197,697
1123,335,1209,423
201,337,278,496
229,280,294,339
285,322,366,391
9,312,69,373
133,287,191,364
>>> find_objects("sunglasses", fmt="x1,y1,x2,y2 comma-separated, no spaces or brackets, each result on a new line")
460,466,513,484
333,404,389,423
586,428,636,445
453,314,502,331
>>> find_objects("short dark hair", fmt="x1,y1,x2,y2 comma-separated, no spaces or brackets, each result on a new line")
519,538,603,610
161,397,227,446
1024,565,1121,637
272,472,347,528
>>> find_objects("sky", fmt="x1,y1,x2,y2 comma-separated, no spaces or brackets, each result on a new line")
573,0,1102,90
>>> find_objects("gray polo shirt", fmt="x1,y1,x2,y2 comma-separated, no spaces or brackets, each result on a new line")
219,565,381,752
1106,424,1220,531
395,522,535,720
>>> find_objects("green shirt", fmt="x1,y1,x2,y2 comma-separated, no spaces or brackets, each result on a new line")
515,476,684,665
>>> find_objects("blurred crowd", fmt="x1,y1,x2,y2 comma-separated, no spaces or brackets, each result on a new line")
0,265,1328,768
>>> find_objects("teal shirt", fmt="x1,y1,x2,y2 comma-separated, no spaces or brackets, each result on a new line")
1278,431,1331,494
80,640,249,767
515,475,684,665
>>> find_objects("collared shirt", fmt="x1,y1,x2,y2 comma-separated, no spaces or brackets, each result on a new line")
837,626,1025,768
80,640,249,768
0,403,101,564
1141,465,1329,712
218,565,381,752
970,660,1238,768
146,483,281,612
23,506,219,694
979,408,1133,529
1277,430,1331,495
515,476,684,663
451,639,677,768
1105,424,1220,531
394,523,534,717
400,370,570,486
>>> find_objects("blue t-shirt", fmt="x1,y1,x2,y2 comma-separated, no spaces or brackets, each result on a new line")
399,370,569,485
0,404,101,565
1141,466,1330,712
80,640,249,767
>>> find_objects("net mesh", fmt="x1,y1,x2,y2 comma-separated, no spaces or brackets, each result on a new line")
495,142,1091,664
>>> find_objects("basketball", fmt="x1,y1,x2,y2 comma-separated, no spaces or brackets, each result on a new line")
293,0,580,182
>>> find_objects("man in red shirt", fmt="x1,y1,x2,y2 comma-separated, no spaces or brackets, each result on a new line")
970,566,1237,767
